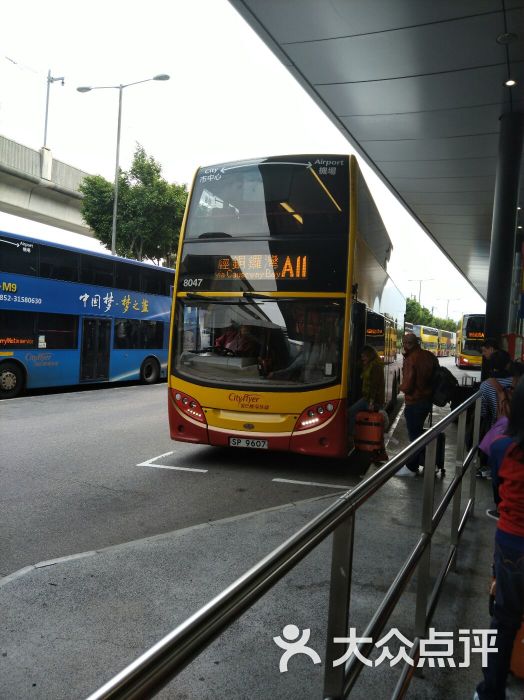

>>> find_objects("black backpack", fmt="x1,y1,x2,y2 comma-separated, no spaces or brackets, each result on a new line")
431,360,459,407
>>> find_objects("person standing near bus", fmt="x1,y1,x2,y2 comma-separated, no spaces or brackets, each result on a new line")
481,337,499,366
396,332,437,476
477,352,517,478
348,345,388,462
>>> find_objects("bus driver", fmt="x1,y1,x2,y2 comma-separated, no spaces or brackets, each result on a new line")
215,323,259,357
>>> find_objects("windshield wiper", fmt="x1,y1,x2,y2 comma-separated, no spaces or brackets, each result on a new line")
242,291,272,299
183,293,252,306
242,292,301,302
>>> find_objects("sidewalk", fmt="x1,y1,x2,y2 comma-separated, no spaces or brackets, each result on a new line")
1,405,522,699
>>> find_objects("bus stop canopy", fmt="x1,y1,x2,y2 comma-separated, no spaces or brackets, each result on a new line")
229,0,524,299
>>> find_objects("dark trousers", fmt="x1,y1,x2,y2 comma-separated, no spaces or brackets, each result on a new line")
404,400,432,472
477,537,524,699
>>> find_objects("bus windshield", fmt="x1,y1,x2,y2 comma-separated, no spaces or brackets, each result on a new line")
185,158,348,240
463,315,485,355
173,298,343,389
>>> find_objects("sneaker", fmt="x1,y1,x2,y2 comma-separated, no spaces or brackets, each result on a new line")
395,465,418,477
486,509,500,521
476,467,490,479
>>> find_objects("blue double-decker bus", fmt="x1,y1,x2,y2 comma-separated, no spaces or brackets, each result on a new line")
0,230,174,398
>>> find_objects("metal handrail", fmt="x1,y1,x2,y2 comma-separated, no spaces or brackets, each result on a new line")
86,392,481,700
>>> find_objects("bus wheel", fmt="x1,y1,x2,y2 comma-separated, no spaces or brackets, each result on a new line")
0,362,25,399
140,357,160,384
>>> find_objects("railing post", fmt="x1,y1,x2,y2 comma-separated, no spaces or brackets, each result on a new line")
450,411,467,570
469,398,482,514
323,513,355,699
414,439,437,643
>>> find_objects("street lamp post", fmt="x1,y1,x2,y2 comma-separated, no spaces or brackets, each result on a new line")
437,297,460,319
43,70,65,148
77,74,170,256
408,278,435,305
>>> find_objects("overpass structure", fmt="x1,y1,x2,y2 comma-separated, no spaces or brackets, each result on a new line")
0,134,92,236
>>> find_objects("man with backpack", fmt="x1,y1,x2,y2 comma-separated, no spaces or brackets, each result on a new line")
396,332,439,476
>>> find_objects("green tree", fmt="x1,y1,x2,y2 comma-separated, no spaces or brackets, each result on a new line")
405,297,457,331
79,144,187,265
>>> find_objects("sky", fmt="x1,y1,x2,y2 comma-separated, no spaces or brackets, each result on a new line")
0,0,486,322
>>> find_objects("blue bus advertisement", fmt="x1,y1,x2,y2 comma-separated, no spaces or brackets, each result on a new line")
0,231,174,398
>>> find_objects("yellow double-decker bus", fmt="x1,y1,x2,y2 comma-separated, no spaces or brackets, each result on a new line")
414,325,439,354
455,314,485,369
365,311,398,366
168,155,405,458
438,329,454,357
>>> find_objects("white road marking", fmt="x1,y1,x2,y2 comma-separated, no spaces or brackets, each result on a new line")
144,463,208,473
137,451,174,466
137,451,208,473
273,477,351,490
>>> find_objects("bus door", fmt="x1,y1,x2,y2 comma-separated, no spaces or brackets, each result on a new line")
348,301,367,400
80,317,111,381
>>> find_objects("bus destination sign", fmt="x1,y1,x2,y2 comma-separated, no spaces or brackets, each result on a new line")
178,238,348,292
215,254,308,281
467,331,485,339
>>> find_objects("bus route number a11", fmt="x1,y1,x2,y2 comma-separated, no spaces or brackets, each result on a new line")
229,437,269,449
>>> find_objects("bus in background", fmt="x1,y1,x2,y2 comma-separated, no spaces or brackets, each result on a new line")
438,329,454,357
455,313,485,369
451,331,457,355
0,230,174,398
409,323,422,339
168,154,405,459
416,325,439,354
404,321,414,334
366,311,398,367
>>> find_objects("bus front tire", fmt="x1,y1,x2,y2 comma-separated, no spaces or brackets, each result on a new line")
140,357,160,384
0,361,25,399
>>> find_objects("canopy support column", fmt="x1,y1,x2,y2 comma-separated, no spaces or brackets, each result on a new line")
485,112,523,344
